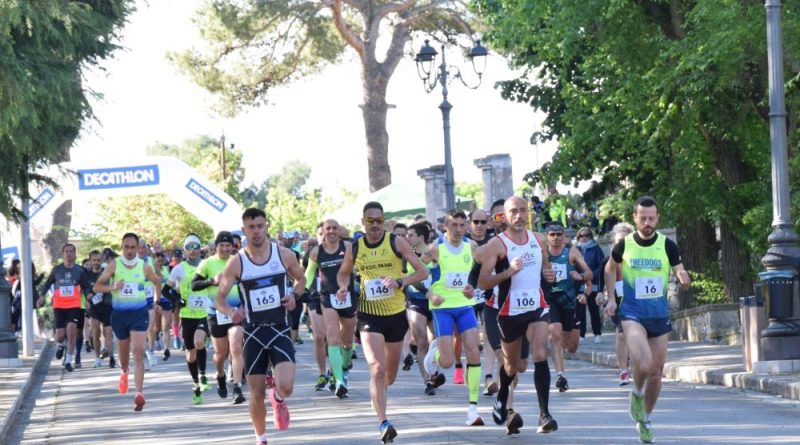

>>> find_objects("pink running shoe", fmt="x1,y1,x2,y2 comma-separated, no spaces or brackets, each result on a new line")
134,392,145,412
454,367,465,385
269,388,290,430
265,372,275,389
118,371,129,394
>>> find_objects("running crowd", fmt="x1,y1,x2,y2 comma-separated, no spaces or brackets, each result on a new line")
17,195,689,444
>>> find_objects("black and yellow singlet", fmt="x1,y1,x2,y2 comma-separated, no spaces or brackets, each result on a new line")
353,232,405,316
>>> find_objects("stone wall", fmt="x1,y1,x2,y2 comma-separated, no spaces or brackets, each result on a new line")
669,303,741,345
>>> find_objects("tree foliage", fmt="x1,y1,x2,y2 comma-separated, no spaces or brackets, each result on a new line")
478,0,800,302
0,1,133,221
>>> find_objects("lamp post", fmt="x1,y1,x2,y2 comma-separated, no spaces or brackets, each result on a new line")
220,134,235,183
415,39,488,210
760,0,800,361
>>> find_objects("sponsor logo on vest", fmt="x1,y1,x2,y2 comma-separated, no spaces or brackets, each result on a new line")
186,179,228,212
30,188,56,219
631,258,663,271
79,165,160,190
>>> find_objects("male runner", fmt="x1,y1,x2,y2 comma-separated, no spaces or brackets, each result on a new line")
304,222,330,391
604,196,690,443
423,209,484,426
139,239,160,370
543,221,593,392
478,196,558,435
41,243,91,372
85,250,115,368
191,230,247,404
93,232,161,411
153,252,173,361
336,201,429,443
215,208,306,445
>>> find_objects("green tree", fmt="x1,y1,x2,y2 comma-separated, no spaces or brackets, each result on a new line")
456,182,483,208
478,1,800,303
171,0,477,192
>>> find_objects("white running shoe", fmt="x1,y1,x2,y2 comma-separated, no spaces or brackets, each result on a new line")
466,404,484,426
144,353,151,371
423,338,440,376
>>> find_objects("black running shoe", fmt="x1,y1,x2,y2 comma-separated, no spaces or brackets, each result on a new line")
431,372,446,389
424,381,436,396
109,356,116,368
402,353,413,371
85,340,93,353
232,385,246,405
380,421,397,443
100,348,109,359
492,398,508,425
336,384,348,399
64,362,73,372
217,375,228,398
351,349,357,360
537,412,558,434
75,355,81,368
555,374,569,393
506,409,523,435
163,349,171,361
56,343,65,360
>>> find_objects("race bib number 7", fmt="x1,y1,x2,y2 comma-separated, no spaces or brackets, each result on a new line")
365,278,394,301
635,277,663,300
250,286,280,312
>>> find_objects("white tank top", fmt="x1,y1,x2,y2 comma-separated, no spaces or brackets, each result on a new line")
498,230,546,315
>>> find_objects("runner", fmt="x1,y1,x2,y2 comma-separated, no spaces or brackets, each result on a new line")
604,196,690,444
93,232,161,411
305,219,357,399
335,201,429,443
304,222,330,392
153,252,173,361
139,239,158,370
543,221,593,392
423,209,484,426
215,208,306,445
85,250,115,368
478,196,558,435
164,234,211,405
191,230,247,404
40,243,91,372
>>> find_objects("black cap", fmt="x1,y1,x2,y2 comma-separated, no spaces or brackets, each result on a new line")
215,231,234,245
545,222,565,233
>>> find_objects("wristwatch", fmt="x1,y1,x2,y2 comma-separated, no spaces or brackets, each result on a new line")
396,279,404,288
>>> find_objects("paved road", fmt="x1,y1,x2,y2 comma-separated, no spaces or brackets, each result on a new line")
9,334,800,445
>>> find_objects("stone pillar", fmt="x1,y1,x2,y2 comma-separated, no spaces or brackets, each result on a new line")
474,154,513,210
417,165,447,223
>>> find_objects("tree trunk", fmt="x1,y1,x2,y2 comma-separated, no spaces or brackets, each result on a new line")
719,221,753,302
675,215,718,309
42,200,72,267
361,63,391,192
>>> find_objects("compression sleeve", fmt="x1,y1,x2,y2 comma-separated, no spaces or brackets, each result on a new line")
304,260,318,290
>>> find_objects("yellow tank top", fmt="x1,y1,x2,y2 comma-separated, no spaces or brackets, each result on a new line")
355,232,405,316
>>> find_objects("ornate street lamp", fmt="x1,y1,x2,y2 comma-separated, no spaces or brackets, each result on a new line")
415,39,488,210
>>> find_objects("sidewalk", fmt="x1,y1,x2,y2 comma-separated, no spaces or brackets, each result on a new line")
0,337,53,440
569,333,800,401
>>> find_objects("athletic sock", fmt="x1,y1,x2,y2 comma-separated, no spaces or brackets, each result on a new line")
197,348,207,375
534,360,551,414
328,345,344,384
187,360,199,383
341,346,352,369
65,353,73,365
497,365,515,405
467,363,481,403
75,336,83,360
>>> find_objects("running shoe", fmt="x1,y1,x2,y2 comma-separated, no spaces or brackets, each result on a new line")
336,384,349,399
619,370,631,386
55,343,65,360
351,349,357,360
379,420,397,443
424,381,436,396
402,353,414,371
200,375,209,392
147,351,156,368
192,385,203,405
453,366,465,384
294,336,304,345
269,388,290,430
109,356,116,369
94,358,102,368
85,340,93,353
314,373,329,391
233,385,246,405
594,335,602,344
100,348,109,359
430,371,446,389
629,391,645,423
555,374,569,392
144,353,151,372
506,409,523,435
492,398,508,424
134,392,145,412
118,371,129,394
173,337,181,351
466,404,484,426
636,421,654,443
483,379,499,396
74,358,81,369
537,412,558,433
163,348,171,361
265,372,275,389
64,362,73,372
423,339,440,376
217,375,228,398
342,369,350,387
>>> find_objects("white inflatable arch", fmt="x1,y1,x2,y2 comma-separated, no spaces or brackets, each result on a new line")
2,156,244,268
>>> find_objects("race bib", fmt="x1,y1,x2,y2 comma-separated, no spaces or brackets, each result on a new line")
330,292,352,309
364,278,394,301
91,293,103,305
120,283,138,299
250,286,281,312
473,288,486,304
508,289,539,316
216,311,233,325
552,263,568,282
615,281,624,298
445,272,467,289
144,285,154,300
635,277,663,300
188,294,208,309
59,286,75,297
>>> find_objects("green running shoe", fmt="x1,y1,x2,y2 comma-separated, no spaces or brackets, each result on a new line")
629,391,645,423
192,386,203,405
636,421,654,443
314,373,329,391
200,375,210,392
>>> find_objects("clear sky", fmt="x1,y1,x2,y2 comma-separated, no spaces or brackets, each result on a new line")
71,0,558,196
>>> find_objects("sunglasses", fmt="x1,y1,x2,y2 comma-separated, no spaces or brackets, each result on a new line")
471,219,488,225
364,216,385,225
578,234,591,239
547,233,564,237
492,213,504,222
184,243,201,250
